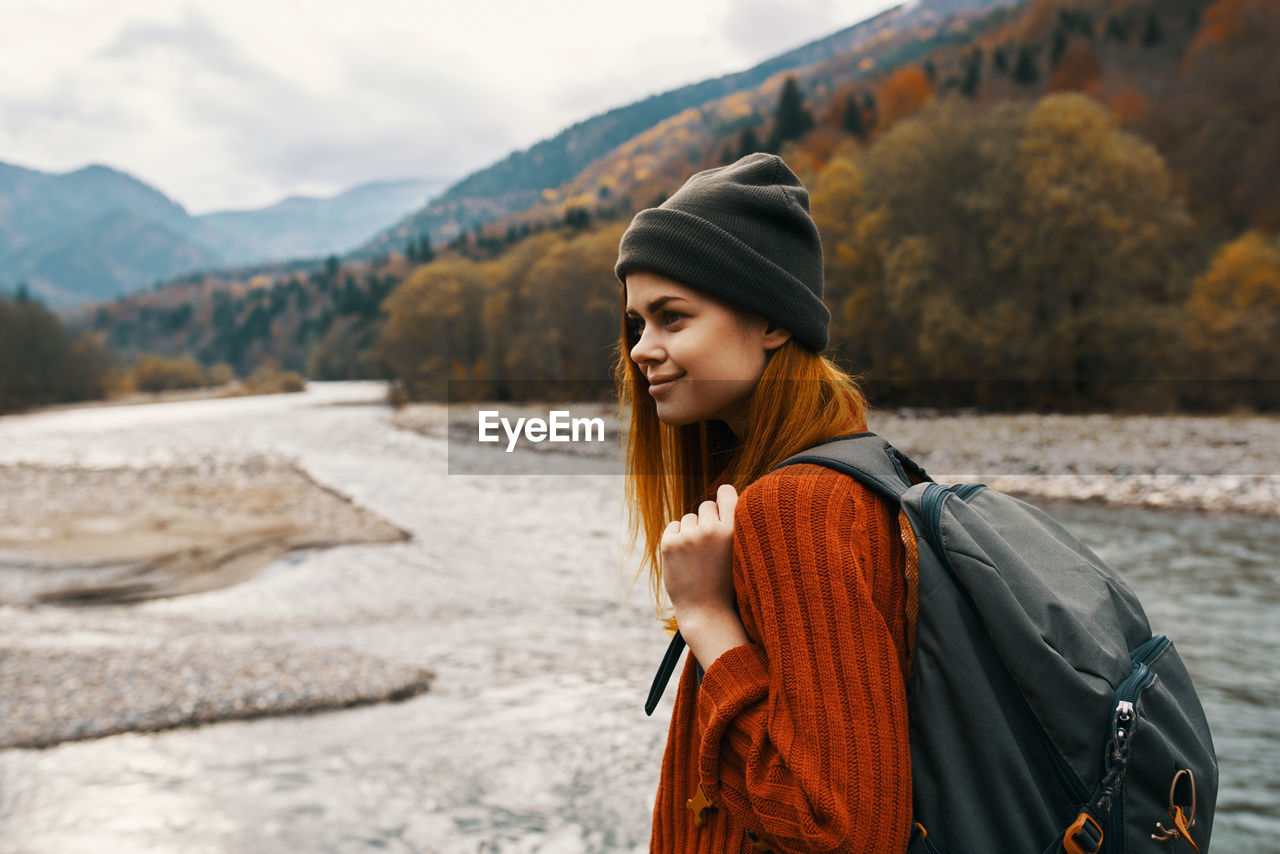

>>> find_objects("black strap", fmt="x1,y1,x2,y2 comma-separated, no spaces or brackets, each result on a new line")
645,630,687,715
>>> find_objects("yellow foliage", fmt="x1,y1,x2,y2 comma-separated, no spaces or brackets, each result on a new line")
1187,231,1280,376
562,192,593,211
132,353,208,392
717,93,754,120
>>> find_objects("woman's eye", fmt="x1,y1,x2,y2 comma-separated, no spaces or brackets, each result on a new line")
626,318,644,341
661,311,685,325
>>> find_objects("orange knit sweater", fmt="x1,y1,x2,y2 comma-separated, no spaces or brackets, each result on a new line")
649,463,913,854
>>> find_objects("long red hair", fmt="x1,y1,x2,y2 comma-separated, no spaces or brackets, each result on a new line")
612,312,870,631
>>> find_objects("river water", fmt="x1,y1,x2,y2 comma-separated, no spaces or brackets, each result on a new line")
0,383,1275,853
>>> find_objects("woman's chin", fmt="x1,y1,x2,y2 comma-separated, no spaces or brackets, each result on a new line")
653,402,700,428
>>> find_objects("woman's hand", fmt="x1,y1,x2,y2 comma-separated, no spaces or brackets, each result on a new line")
662,483,738,617
662,484,751,665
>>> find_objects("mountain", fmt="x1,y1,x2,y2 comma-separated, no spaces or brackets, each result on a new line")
0,164,444,307
196,178,442,266
355,0,1016,256
5,210,225,306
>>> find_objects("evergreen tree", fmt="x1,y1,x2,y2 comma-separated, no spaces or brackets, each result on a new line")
961,50,983,98
994,45,1010,74
1106,14,1129,42
1142,12,1163,47
737,126,760,159
767,76,814,153
1014,46,1040,84
842,95,866,138
1052,29,1069,67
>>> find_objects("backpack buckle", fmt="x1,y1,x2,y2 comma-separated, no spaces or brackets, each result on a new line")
686,783,714,828
1152,768,1200,851
1063,812,1103,854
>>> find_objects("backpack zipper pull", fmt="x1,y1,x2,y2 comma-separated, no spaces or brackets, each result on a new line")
1116,700,1135,740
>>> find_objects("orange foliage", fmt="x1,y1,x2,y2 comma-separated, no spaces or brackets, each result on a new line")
797,127,847,167
876,67,933,134
1108,89,1150,125
1189,0,1261,57
1047,42,1101,95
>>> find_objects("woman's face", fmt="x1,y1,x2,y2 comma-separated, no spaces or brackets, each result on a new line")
625,271,790,435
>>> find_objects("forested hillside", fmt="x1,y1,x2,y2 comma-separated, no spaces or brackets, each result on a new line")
83,0,1280,412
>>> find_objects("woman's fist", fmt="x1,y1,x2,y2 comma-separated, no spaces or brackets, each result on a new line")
661,483,738,620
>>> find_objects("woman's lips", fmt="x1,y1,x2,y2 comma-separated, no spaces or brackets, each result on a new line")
648,376,681,396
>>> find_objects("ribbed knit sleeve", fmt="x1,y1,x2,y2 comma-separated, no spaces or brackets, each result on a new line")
693,464,912,854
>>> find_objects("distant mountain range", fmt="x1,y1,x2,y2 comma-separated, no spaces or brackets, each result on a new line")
0,162,443,306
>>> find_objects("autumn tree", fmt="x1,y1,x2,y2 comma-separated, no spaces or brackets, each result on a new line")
1142,0,1280,232
875,67,934,134
810,94,1193,410
0,292,111,412
1185,231,1280,407
378,256,493,400
1047,42,1102,93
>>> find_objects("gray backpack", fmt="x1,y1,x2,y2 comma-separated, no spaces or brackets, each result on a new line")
645,433,1217,854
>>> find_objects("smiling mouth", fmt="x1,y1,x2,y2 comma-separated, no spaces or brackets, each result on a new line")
648,375,682,395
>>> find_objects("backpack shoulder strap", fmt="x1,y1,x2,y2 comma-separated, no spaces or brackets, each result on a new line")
771,431,931,503
644,432,930,718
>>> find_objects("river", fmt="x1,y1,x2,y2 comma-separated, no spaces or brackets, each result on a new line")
0,383,1275,853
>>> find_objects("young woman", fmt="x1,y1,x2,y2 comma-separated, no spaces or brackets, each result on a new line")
613,153,913,853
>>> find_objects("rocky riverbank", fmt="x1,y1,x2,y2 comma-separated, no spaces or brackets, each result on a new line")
0,426,431,750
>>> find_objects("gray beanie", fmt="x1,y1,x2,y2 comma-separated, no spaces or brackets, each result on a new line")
614,152,829,352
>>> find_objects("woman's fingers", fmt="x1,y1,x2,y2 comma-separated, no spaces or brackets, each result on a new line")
716,483,738,522
698,498,720,526
664,488,738,554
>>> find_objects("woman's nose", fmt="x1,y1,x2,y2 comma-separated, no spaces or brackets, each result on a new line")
630,326,662,364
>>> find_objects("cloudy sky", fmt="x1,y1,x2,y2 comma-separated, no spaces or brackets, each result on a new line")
2,0,900,215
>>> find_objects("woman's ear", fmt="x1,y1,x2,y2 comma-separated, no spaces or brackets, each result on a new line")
762,323,792,351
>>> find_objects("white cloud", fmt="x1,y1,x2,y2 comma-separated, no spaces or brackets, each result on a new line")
0,0,898,214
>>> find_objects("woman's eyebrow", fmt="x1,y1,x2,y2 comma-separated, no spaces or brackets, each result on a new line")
625,295,688,316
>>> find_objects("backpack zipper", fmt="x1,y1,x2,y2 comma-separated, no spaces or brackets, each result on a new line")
1129,634,1170,667
1100,659,1159,852
922,482,950,555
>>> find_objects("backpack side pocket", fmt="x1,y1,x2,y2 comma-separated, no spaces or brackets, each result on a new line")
1115,638,1218,853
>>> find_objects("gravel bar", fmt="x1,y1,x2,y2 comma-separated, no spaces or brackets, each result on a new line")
2,640,433,749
